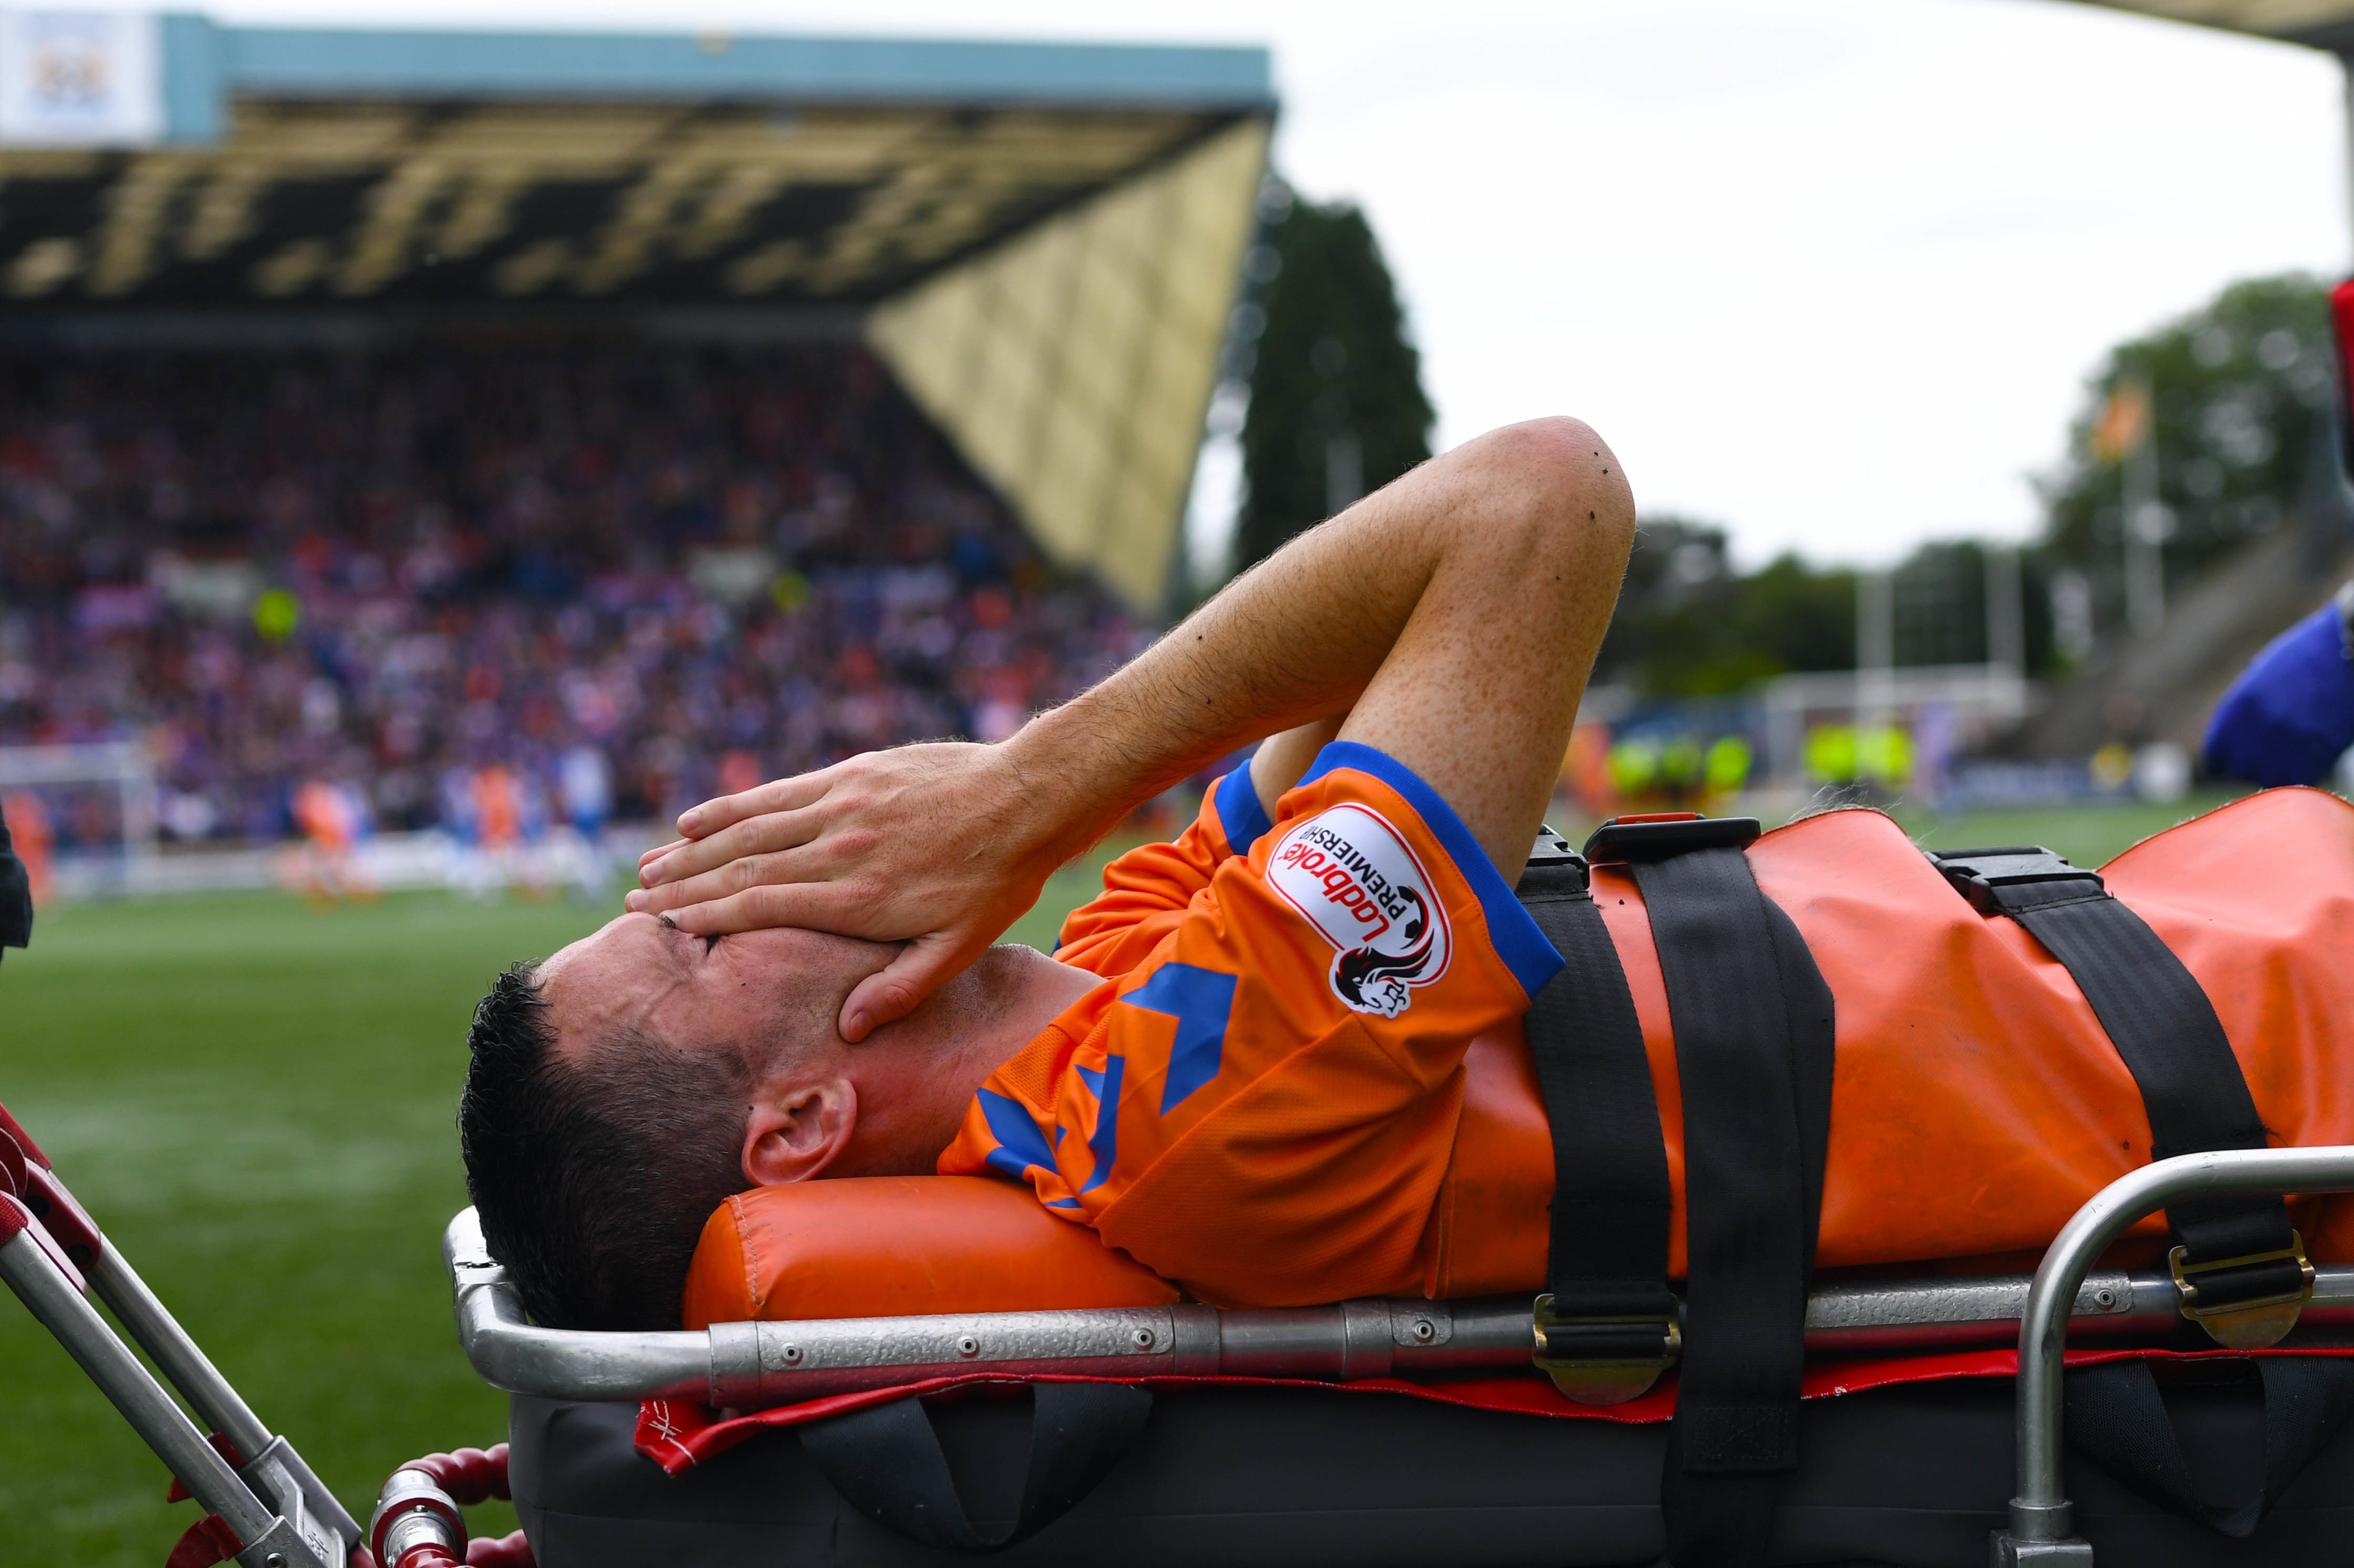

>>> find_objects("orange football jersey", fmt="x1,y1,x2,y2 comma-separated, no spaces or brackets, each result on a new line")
943,752,2354,1310
936,743,1560,1307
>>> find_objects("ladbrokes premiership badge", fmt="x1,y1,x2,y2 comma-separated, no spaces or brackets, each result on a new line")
1267,804,1452,1018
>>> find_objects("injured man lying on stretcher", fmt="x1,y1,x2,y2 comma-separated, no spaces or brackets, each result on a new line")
457,415,2354,1338
459,417,1639,1330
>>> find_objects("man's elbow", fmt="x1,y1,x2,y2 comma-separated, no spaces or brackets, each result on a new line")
1460,415,1637,575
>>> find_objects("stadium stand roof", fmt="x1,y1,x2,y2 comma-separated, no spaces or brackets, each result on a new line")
2067,1,2354,50
0,16,1275,610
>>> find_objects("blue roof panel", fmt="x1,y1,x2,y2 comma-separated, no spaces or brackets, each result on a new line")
214,25,1273,109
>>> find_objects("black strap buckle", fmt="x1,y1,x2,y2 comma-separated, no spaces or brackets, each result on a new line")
1525,825,1590,889
2170,1230,2316,1349
1531,1292,1680,1405
1925,845,2104,916
1582,812,1761,866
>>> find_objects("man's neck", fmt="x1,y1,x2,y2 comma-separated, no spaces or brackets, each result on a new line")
833,945,1100,1177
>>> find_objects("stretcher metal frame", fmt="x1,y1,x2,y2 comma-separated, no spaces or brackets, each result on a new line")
0,1124,359,1568
445,1146,2354,1567
7,1098,2354,1568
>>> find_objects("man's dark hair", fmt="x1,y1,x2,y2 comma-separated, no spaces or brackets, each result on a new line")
458,963,757,1330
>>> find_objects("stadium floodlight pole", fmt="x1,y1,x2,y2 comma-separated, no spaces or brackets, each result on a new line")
2120,375,2167,640
1855,567,1895,739
1985,544,2024,681
1993,1145,2354,1568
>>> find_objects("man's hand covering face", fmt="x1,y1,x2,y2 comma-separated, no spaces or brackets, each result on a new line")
627,419,1636,1045
625,740,1066,1044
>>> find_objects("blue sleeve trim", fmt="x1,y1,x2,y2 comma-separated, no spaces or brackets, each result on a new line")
1301,740,1563,1000
1212,764,1272,859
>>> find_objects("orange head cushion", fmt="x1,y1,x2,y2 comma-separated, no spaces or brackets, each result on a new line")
680,1175,1182,1327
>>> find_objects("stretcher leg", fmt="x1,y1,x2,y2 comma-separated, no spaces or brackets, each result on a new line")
0,1103,355,1568
89,1232,361,1551
1993,1144,2354,1567
0,1217,326,1567
368,1443,534,1567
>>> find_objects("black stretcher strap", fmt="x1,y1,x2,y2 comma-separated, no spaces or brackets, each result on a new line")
2064,1357,2354,1538
798,1382,1153,1553
1626,841,1836,1568
1516,843,1675,1339
1521,814,1835,1568
1929,849,2299,1312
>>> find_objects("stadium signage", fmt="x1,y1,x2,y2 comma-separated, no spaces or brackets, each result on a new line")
0,9,160,147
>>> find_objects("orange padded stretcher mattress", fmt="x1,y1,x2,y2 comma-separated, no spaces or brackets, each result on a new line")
645,788,2354,1471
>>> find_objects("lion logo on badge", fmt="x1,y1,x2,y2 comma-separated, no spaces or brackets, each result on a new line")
1267,804,1452,1018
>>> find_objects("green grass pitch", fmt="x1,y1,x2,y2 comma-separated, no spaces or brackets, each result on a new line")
0,792,2252,1563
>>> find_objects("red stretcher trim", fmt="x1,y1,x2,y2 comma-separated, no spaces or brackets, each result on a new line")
632,1342,2354,1474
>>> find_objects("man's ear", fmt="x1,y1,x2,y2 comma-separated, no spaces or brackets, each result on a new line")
743,1077,857,1185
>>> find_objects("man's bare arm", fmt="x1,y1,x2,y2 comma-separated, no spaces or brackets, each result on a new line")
629,417,1633,1037
1247,717,1344,821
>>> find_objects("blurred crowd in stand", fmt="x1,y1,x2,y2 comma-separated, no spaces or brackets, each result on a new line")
0,340,1147,850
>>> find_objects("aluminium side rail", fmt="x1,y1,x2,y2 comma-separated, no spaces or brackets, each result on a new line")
1993,1144,2354,1567
0,1100,358,1568
445,1203,2354,1410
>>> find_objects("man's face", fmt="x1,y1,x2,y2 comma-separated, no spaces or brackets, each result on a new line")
536,912,893,1071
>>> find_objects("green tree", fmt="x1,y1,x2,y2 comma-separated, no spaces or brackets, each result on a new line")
1233,188,1435,572
1593,521,2059,700
2040,273,2336,633
1594,518,1860,698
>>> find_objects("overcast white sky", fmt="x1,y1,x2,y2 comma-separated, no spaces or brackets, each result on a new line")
218,0,2353,568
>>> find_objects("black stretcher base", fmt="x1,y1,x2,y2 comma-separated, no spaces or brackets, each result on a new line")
509,1379,2354,1567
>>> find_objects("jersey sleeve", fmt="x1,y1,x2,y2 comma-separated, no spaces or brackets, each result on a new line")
1052,765,1273,980
940,741,1563,1306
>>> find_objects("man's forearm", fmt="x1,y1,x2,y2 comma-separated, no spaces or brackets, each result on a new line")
625,415,1631,1034
1008,469,1450,859
1007,418,1632,869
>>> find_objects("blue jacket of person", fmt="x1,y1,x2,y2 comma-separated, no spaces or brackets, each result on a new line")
2203,585,2354,788
0,799,29,963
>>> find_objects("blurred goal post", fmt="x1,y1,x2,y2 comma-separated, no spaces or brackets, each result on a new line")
0,741,158,895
